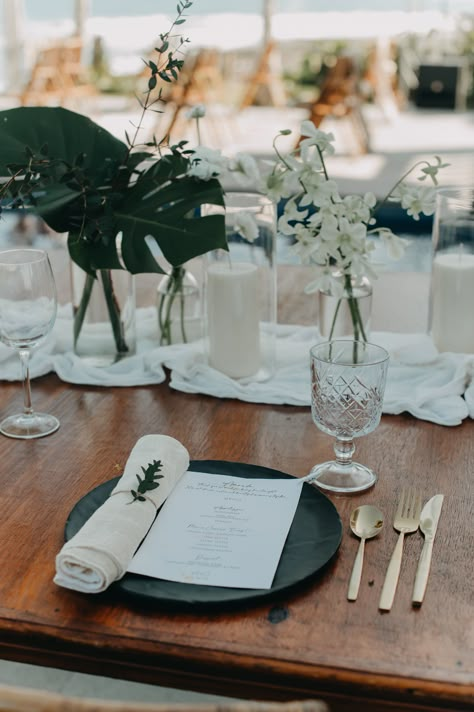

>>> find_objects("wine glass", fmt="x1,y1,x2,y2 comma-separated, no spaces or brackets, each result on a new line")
0,249,60,439
309,340,389,494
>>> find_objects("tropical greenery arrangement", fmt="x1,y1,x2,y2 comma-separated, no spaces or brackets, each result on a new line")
0,0,450,355
0,2,231,355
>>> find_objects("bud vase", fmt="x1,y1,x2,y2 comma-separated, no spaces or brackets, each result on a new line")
156,265,202,345
70,263,136,366
203,192,277,381
318,272,372,341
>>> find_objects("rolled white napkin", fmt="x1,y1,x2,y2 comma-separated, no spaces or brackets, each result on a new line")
54,434,190,593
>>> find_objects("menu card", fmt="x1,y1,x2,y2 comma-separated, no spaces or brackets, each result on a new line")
128,471,303,589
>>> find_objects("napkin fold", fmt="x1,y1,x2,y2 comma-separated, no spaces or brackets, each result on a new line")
54,434,190,593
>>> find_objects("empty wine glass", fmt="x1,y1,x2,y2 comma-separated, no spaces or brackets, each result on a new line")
309,340,389,494
0,249,59,439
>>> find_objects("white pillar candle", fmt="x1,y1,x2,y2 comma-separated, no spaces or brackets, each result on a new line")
206,261,260,378
431,252,474,353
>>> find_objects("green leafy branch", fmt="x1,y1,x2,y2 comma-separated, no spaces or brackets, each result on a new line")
126,0,193,156
130,459,164,503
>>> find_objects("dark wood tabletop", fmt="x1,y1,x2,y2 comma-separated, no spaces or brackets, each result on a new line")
0,259,472,712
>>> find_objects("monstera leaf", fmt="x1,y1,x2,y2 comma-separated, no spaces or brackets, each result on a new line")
118,170,227,272
0,106,228,273
0,107,128,232
0,106,127,179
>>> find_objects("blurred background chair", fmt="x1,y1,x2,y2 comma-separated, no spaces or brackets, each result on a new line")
20,36,96,107
296,56,370,154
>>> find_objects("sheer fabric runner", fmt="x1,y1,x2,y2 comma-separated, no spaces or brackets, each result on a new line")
0,305,472,426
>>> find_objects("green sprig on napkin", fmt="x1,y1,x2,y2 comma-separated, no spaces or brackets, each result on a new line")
130,460,164,503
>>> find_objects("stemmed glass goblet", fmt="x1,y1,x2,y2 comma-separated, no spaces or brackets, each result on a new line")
0,249,60,438
308,340,389,494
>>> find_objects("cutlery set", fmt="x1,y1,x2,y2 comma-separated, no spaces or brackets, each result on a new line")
347,488,444,609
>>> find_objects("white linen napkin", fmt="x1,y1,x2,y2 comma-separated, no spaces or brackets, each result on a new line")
54,434,190,593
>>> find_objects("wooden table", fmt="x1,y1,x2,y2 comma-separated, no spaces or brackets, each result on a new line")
0,263,472,712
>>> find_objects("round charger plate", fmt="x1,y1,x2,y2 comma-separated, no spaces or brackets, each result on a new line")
65,460,342,610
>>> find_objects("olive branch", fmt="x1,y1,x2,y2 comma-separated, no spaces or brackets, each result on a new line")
130,459,164,503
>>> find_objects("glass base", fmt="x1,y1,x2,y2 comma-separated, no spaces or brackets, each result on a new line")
308,460,377,494
0,412,60,439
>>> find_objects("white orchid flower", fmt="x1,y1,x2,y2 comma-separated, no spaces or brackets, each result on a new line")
304,268,345,297
374,227,409,260
348,253,379,281
266,166,300,201
308,202,341,228
188,146,227,181
299,143,324,170
228,153,261,185
288,224,321,263
400,185,437,220
391,182,411,202
336,218,368,256
233,210,259,243
319,214,340,242
299,178,339,208
418,156,450,185
341,193,375,223
364,192,377,208
278,198,309,235
298,121,336,156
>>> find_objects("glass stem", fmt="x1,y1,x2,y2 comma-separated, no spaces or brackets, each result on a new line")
18,348,33,416
334,437,355,466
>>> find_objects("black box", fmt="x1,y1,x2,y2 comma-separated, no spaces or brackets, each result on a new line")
415,62,467,110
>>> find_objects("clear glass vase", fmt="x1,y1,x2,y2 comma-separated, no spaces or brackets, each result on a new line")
429,187,474,353
318,272,372,342
156,265,202,345
203,192,277,381
70,263,136,366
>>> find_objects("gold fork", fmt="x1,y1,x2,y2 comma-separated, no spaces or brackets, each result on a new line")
379,488,422,611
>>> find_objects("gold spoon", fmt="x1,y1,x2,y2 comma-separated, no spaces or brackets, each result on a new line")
348,505,384,601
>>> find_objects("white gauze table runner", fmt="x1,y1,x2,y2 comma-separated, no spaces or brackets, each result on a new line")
1,305,474,426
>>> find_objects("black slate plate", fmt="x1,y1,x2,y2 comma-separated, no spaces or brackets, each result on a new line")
64,460,342,609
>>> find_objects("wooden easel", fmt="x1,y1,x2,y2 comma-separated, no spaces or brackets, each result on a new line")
239,40,286,109
159,49,224,140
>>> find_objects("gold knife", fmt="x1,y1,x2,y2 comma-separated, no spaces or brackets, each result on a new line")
412,494,444,605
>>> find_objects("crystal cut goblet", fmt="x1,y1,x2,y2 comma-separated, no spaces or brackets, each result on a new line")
309,340,389,494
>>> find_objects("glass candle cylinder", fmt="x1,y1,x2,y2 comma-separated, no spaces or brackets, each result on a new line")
203,192,276,381
429,187,474,353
